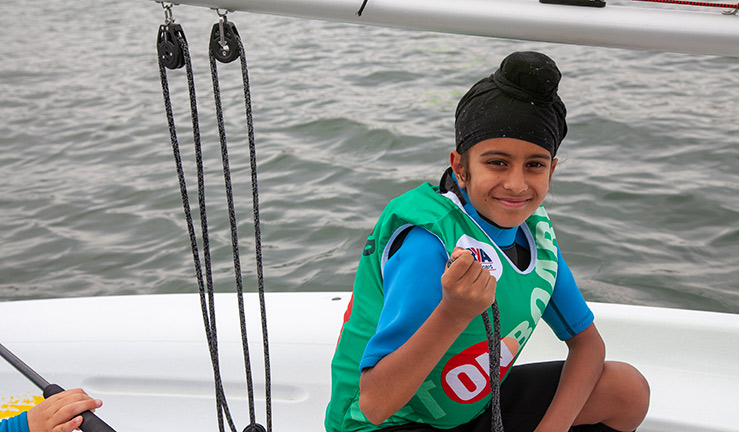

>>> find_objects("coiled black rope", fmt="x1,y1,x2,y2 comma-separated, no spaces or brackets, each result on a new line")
157,7,271,432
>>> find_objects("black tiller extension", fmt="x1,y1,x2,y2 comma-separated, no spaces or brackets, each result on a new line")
0,342,116,432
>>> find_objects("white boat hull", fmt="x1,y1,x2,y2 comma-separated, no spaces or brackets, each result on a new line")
1,293,738,431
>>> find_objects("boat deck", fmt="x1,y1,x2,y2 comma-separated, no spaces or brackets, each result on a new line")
2,293,737,431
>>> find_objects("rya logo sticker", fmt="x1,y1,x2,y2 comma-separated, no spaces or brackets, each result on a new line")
454,235,503,280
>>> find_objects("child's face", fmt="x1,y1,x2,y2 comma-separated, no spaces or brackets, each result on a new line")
451,138,557,229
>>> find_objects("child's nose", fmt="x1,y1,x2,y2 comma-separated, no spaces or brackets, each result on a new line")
503,168,528,193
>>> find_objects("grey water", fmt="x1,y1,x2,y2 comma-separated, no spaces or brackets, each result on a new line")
1,0,737,314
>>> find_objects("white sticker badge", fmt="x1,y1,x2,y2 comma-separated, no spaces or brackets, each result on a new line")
455,234,503,281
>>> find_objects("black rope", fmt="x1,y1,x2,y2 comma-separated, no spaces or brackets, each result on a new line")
158,12,272,432
209,32,257,428
481,303,505,432
208,18,272,431
158,24,239,432
234,30,273,432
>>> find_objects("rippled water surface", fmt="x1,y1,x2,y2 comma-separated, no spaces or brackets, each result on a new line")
1,0,737,313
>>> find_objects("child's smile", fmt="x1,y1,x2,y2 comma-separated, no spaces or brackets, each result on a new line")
451,137,557,229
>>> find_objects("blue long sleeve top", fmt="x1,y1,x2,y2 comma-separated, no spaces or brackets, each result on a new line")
0,412,30,432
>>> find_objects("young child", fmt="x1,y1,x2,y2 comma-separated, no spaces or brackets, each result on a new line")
325,51,649,432
1,388,102,432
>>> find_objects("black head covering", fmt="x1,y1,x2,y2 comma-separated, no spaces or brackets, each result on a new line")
455,51,567,157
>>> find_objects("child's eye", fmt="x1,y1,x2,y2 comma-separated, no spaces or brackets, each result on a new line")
527,161,546,168
487,160,506,166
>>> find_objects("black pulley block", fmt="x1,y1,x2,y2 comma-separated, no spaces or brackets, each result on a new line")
210,21,241,63
157,23,186,70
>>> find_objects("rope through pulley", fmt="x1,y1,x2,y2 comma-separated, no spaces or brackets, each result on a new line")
208,7,273,432
156,4,271,432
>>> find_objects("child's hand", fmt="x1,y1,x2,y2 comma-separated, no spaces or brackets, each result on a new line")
439,247,497,323
26,388,102,432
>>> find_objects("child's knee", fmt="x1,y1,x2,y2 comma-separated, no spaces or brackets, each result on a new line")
605,361,650,420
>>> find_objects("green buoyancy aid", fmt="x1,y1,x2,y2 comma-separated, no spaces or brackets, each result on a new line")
326,182,559,431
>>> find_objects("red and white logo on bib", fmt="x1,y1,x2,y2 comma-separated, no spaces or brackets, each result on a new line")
455,235,503,280
440,337,519,404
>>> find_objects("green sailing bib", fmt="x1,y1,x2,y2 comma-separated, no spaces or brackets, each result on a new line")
326,182,559,432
